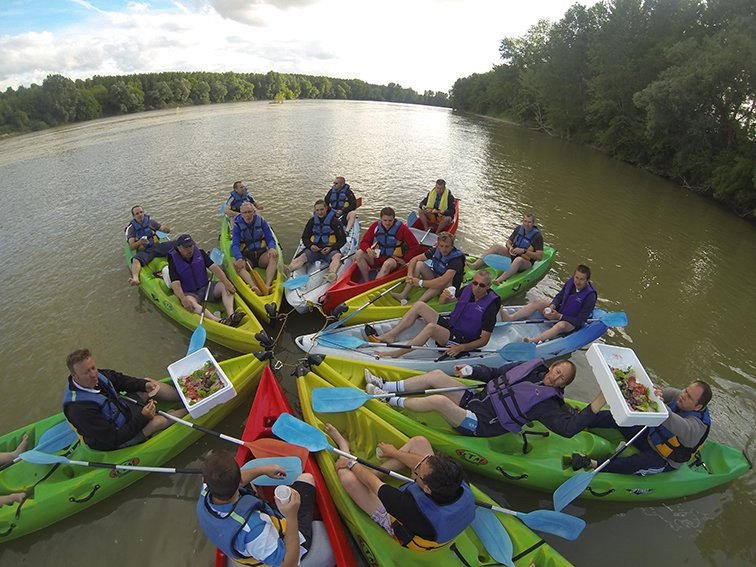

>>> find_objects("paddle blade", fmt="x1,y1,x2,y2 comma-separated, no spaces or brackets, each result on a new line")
482,254,512,272
317,333,366,350
471,507,514,567
156,230,169,239
553,471,596,512
250,268,269,296
497,341,537,361
282,275,309,290
36,421,78,453
210,247,224,265
407,211,418,226
219,202,226,215
187,324,207,356
271,413,330,453
518,509,586,541
18,449,68,465
242,457,303,486
312,387,371,412
246,438,309,469
600,311,628,327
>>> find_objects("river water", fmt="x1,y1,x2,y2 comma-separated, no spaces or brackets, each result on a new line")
0,100,753,566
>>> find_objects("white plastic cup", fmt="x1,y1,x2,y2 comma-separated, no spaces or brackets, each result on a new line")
460,365,473,377
274,485,291,504
544,307,553,315
446,286,456,297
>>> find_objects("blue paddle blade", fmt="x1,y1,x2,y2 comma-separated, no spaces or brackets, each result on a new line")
600,311,628,327
187,324,207,356
242,457,303,486
497,341,537,361
517,509,586,541
271,413,330,453
482,254,512,272
317,333,366,349
312,387,371,413
406,211,417,226
210,247,224,265
36,421,78,453
553,470,596,512
471,507,514,567
282,275,309,290
219,202,226,215
17,449,69,465
156,230,169,239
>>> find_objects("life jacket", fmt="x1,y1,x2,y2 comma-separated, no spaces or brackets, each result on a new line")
328,183,351,210
62,374,129,437
430,247,465,276
648,402,711,464
374,220,406,258
168,246,208,293
228,189,253,212
426,188,450,221
389,482,475,551
485,359,563,434
234,214,268,252
448,285,498,342
311,210,337,247
197,486,286,566
555,277,597,319
130,215,158,249
511,225,540,260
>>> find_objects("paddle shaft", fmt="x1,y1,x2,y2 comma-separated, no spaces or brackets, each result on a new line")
500,313,625,326
365,341,508,355
68,459,201,474
594,426,648,474
373,384,484,399
326,279,406,330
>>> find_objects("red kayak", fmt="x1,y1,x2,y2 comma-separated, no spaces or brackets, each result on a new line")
321,201,460,314
214,366,357,567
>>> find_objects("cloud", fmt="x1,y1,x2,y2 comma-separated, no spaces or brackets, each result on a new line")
207,0,318,26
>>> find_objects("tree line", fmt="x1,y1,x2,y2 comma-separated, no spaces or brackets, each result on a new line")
450,0,755,218
0,70,449,135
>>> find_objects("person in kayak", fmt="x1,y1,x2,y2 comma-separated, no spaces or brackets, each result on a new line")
390,232,466,304
324,176,358,232
169,234,244,326
231,202,280,294
287,199,347,283
197,450,316,567
224,180,263,219
365,270,500,359
468,213,544,284
364,358,607,438
354,207,422,283
0,434,29,506
500,264,597,344
62,348,187,451
569,381,712,475
417,179,456,234
325,424,474,551
126,204,174,286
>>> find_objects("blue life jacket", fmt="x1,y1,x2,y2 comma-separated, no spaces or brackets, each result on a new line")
430,247,465,276
228,189,254,212
312,210,337,247
555,277,597,320
234,214,268,251
130,215,158,248
512,225,540,251
392,481,475,550
649,402,711,464
327,183,350,210
448,285,498,342
62,374,129,433
486,359,563,434
168,247,208,293
196,486,285,566
374,220,405,258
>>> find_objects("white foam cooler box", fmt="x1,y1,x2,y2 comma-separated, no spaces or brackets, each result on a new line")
167,348,236,418
586,343,668,427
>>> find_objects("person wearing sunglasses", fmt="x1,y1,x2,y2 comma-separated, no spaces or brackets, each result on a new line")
365,270,500,359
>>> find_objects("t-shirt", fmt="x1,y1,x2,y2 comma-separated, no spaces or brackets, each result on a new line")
168,248,213,282
424,248,466,289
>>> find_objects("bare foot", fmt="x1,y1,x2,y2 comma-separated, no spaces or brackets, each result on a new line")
389,292,406,302
324,424,350,452
376,349,406,359
128,276,140,286
12,433,29,458
0,493,26,506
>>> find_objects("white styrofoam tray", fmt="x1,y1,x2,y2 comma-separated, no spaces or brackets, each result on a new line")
167,348,236,418
586,343,668,427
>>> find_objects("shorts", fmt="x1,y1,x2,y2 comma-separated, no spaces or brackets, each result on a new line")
242,248,268,268
292,480,316,550
133,240,177,267
304,248,339,264
187,281,220,302
117,431,147,449
454,390,507,437
373,255,406,270
370,503,395,536
436,316,470,345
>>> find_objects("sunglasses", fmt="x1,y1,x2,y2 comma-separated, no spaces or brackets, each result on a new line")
413,455,430,481
471,281,489,288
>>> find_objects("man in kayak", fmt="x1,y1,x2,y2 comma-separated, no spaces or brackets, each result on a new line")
325,424,475,552
364,358,607,438
501,264,597,344
468,213,544,284
365,270,500,359
197,450,316,567
417,179,456,234
224,180,263,219
231,202,280,294
126,204,174,286
324,176,358,232
0,434,29,506
169,234,244,326
62,348,187,451
287,199,347,283
569,381,712,475
390,232,466,304
354,207,422,283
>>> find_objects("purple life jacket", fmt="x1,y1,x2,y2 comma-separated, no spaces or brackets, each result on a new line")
169,247,208,293
486,358,563,434
556,277,597,318
448,285,498,342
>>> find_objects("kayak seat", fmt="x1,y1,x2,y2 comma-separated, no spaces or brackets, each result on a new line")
300,520,335,567
521,429,549,454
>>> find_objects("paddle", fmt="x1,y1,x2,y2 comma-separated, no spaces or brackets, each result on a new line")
0,421,78,473
553,426,648,512
272,414,584,540
316,333,537,361
283,251,358,290
312,384,486,412
500,311,628,328
19,449,202,475
247,261,270,296
156,230,169,239
481,254,512,272
187,247,224,356
406,211,418,226
322,279,406,332
241,457,302,486
471,507,514,567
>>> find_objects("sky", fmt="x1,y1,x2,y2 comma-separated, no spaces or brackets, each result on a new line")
0,0,598,93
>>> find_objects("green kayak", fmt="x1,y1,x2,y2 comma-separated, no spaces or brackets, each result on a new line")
124,236,265,353
306,356,751,503
218,214,284,324
0,352,266,543
297,369,572,566
335,247,556,326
